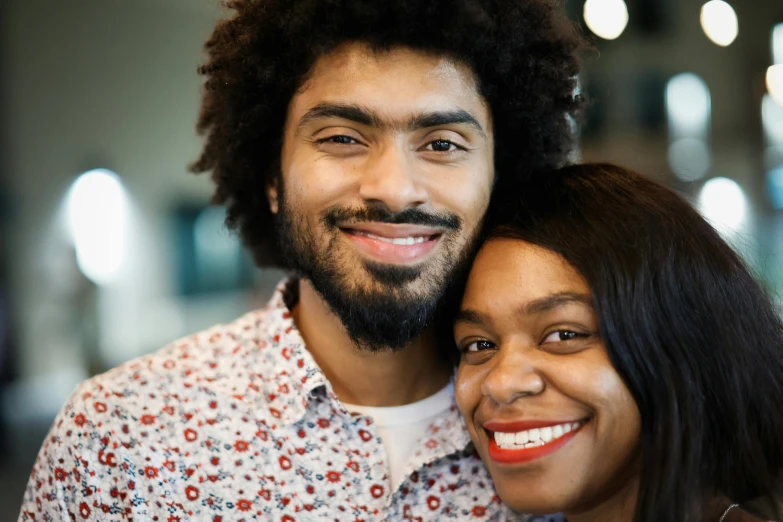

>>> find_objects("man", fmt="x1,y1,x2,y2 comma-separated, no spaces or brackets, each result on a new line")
20,0,583,519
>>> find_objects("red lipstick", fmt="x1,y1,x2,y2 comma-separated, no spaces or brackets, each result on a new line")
484,421,585,465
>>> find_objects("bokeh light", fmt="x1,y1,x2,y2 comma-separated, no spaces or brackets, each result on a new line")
583,0,629,41
767,65,783,106
666,73,711,138
698,177,747,234
666,73,711,179
772,23,783,65
700,0,739,47
65,169,129,286
767,166,783,209
762,93,783,144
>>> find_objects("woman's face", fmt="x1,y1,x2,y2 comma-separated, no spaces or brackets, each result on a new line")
454,238,641,516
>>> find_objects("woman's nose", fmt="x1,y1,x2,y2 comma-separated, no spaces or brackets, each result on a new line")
480,347,546,406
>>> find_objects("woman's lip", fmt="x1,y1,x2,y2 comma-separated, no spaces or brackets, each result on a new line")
484,419,587,432
486,422,585,465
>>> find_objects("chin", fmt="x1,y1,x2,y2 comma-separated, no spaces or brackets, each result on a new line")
494,478,575,516
500,495,563,516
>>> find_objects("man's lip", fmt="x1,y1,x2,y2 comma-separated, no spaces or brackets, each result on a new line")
340,223,443,238
484,419,588,433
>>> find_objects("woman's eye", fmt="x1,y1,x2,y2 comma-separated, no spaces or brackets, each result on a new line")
425,140,462,153
463,340,496,353
542,330,586,344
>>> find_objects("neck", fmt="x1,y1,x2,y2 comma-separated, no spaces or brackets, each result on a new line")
564,473,639,522
292,278,452,407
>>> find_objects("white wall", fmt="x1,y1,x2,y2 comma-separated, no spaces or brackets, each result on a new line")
0,0,282,390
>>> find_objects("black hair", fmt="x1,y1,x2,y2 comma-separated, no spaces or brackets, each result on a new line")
488,163,783,522
190,0,585,266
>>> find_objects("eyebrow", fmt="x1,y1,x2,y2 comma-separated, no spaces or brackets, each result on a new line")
455,292,594,326
525,292,594,314
296,102,486,138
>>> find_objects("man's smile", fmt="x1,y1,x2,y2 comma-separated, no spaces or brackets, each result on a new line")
340,223,444,264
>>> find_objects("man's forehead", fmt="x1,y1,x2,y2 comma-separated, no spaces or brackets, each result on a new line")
307,42,475,79
294,42,485,112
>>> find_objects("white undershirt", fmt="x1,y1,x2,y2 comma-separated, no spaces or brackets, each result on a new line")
344,383,454,492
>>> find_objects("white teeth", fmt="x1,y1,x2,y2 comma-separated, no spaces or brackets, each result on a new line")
362,233,428,245
492,421,583,449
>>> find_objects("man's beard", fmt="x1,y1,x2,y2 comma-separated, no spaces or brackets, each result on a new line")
274,186,480,353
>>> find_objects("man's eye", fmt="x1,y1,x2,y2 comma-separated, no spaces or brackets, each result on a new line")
541,330,586,344
463,340,496,353
318,135,357,145
426,140,461,152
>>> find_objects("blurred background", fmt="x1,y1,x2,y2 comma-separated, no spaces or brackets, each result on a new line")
0,0,781,517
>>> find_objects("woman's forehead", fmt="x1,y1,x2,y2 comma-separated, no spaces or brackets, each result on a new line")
463,239,590,307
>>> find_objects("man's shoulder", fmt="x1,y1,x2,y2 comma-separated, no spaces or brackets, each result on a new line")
20,301,311,522
93,302,286,391
63,300,297,422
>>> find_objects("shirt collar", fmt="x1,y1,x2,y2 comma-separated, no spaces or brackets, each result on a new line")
410,382,474,463
247,279,330,426
248,278,474,460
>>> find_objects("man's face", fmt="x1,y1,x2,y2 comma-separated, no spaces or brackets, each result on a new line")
274,42,494,351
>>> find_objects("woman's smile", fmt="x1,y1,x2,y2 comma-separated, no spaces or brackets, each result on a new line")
454,238,641,517
484,419,588,465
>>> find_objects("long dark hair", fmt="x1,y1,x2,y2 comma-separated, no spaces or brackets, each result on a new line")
487,163,783,522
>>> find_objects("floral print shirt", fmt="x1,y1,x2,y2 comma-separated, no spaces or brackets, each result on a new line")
19,281,523,521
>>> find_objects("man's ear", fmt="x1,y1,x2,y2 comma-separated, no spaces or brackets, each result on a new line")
267,178,279,215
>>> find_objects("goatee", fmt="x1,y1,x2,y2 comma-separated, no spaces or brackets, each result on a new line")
274,186,479,352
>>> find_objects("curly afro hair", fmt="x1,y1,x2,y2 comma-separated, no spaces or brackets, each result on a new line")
191,0,586,267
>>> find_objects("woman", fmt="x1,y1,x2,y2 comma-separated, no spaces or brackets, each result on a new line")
454,163,783,522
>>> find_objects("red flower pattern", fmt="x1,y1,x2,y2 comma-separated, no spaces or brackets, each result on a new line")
18,281,514,520
185,485,199,501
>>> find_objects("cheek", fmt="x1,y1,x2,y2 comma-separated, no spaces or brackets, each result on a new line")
582,364,642,462
283,158,354,215
549,355,641,443
457,178,492,221
608,381,641,445
455,364,484,419
590,364,640,423
427,167,492,221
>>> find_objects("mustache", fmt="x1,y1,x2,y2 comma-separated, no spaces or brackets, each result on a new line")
322,206,462,231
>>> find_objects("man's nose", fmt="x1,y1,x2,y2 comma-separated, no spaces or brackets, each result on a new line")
358,144,429,213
